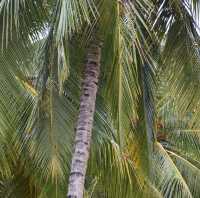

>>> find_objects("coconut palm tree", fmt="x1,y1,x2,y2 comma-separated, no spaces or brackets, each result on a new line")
0,0,200,198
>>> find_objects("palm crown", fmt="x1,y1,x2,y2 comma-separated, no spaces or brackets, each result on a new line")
0,0,200,197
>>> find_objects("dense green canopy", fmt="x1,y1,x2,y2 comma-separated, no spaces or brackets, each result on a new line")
0,0,200,197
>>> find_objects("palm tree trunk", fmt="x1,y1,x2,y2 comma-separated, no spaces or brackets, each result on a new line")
67,41,102,198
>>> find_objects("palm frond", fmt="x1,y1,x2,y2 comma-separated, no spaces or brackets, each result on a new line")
152,143,192,198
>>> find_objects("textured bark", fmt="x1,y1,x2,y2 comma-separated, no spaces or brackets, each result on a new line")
67,42,101,198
